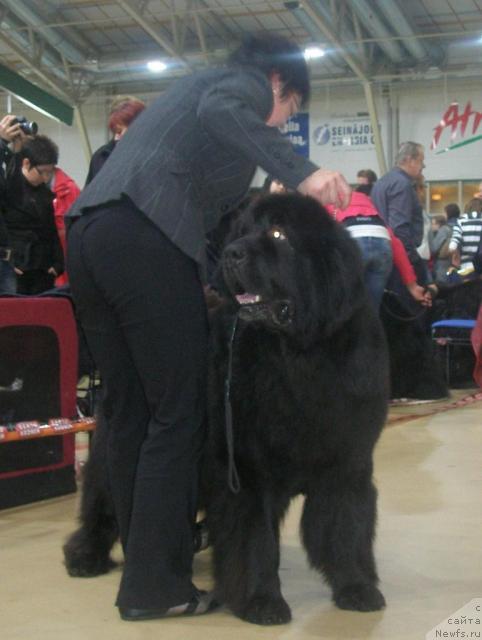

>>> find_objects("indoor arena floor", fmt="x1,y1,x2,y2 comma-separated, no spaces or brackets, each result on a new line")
2,390,481,640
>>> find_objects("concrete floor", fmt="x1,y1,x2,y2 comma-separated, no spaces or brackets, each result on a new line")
1,393,481,640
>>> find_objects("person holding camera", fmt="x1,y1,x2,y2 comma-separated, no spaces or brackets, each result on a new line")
0,114,64,294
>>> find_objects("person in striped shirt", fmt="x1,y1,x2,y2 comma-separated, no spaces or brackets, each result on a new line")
449,198,482,274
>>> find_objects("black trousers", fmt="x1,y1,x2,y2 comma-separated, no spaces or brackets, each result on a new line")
67,199,208,609
16,269,55,295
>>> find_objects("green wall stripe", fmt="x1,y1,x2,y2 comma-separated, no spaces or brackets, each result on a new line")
0,63,73,126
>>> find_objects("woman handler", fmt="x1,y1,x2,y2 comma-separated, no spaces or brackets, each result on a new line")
66,33,350,621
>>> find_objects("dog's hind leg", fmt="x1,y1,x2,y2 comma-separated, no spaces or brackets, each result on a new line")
208,486,291,625
63,418,119,577
301,465,386,612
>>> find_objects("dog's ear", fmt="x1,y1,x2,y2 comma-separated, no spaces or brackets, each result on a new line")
295,231,369,344
222,207,255,247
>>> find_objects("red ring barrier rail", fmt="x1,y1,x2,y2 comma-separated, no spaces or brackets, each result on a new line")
387,391,482,427
0,417,96,443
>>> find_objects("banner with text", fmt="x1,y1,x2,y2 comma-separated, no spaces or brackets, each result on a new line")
279,112,309,158
312,116,376,153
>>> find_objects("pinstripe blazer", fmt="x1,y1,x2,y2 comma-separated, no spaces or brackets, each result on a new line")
67,66,318,267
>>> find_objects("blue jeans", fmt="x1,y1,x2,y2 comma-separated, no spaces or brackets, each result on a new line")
0,260,16,294
354,236,393,309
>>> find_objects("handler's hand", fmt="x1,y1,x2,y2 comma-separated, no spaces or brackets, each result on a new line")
407,282,432,307
0,115,24,143
297,169,352,209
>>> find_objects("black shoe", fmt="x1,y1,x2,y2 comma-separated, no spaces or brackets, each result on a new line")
119,590,218,621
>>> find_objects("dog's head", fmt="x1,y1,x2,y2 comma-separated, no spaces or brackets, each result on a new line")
220,193,368,347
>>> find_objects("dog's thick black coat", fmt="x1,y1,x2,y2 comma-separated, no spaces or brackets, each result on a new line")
63,194,389,624
202,194,389,624
381,278,482,397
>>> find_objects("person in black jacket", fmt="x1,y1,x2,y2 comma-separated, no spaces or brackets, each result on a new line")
0,122,64,295
0,115,22,293
66,33,351,622
84,96,145,185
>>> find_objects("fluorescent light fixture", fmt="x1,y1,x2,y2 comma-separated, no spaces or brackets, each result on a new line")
147,60,167,73
304,46,325,60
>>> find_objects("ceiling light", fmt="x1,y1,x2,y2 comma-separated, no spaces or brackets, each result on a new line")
147,60,167,73
304,46,325,60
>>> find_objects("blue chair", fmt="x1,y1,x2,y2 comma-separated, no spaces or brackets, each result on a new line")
432,319,476,386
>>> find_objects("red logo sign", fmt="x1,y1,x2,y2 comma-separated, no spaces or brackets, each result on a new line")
432,101,482,154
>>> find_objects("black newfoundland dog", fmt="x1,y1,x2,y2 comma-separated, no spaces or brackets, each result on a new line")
64,193,389,624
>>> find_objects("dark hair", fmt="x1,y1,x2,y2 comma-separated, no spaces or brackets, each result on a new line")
108,96,145,133
356,169,378,184
355,183,373,196
19,134,58,166
464,198,482,214
228,33,310,106
444,203,460,220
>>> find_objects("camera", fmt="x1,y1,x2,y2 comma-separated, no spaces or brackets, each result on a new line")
12,116,38,136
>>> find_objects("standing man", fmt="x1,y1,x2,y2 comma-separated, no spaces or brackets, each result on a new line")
371,141,427,287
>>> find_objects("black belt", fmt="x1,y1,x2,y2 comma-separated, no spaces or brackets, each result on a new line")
0,247,12,261
343,215,386,227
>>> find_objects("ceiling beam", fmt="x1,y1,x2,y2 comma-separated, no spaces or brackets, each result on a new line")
196,0,235,44
116,0,192,70
302,0,387,174
302,1,368,81
192,0,209,65
0,30,72,102
350,0,405,63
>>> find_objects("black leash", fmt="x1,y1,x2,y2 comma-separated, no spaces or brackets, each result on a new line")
224,313,241,493
381,289,429,323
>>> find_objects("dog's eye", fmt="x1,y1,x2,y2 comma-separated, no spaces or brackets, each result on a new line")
268,226,287,241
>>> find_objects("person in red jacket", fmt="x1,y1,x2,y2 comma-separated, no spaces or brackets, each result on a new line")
328,184,431,309
51,167,81,285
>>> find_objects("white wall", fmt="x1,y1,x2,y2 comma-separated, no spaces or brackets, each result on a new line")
308,78,482,183
0,93,110,186
2,76,482,188
396,80,482,181
308,84,388,182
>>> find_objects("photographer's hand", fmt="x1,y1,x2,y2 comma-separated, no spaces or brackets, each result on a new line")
0,115,27,149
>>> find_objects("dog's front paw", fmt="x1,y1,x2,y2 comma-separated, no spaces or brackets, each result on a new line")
64,550,116,577
241,595,292,625
334,584,386,612
63,535,116,577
